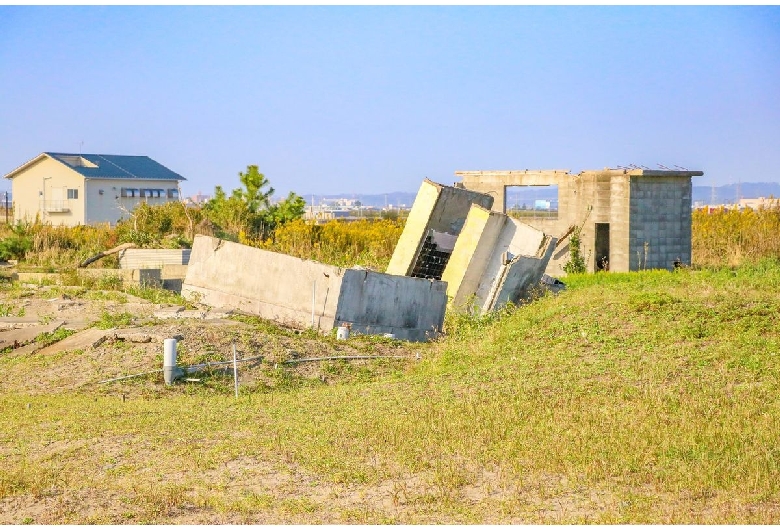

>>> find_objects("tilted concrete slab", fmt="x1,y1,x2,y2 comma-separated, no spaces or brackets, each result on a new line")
386,179,493,278
442,204,557,313
0,320,65,349
182,235,446,341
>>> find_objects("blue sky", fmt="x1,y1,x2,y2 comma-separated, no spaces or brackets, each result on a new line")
1,6,778,198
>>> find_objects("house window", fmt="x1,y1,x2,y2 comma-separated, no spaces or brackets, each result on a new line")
167,189,179,199
67,189,78,200
120,188,140,198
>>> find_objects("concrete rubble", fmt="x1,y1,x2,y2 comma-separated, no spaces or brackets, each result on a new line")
180,178,557,340
442,204,557,313
387,179,557,315
181,235,447,342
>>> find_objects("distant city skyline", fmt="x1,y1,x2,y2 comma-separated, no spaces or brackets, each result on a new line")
2,6,778,197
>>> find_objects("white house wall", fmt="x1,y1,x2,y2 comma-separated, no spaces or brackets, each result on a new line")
84,179,180,226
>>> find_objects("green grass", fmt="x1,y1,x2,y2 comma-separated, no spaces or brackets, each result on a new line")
93,311,135,329
1,264,780,523
34,327,76,348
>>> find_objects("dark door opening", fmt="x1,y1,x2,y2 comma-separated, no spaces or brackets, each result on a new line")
595,223,610,271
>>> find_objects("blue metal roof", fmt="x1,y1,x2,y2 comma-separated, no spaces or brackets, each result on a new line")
45,152,186,181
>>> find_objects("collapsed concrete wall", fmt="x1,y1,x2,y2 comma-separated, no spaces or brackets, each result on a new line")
386,179,493,278
182,235,446,341
442,204,557,313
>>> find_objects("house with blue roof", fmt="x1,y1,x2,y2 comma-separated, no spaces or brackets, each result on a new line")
3,152,186,226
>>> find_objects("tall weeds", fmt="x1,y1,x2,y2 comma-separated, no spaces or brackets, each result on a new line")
692,201,780,268
260,218,404,270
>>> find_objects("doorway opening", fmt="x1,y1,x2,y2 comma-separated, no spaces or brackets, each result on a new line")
595,223,610,271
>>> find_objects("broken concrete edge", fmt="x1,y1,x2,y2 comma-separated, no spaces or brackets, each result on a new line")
386,179,494,277
10,269,164,289
1,326,168,356
181,235,448,342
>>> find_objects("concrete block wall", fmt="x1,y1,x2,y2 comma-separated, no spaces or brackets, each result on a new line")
183,235,446,341
629,176,693,270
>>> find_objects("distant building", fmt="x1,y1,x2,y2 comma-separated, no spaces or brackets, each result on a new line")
3,152,186,226
189,191,211,205
739,197,778,210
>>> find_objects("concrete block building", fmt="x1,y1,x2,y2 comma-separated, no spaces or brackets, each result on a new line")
455,168,703,274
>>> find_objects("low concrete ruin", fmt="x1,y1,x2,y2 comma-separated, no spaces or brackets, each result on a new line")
12,268,162,288
456,167,703,274
119,248,191,269
182,235,447,341
442,204,557,313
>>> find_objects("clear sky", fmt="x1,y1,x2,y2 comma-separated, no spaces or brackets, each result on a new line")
1,6,778,198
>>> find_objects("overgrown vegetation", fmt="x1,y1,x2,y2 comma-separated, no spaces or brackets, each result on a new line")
3,185,780,522
260,218,405,269
692,200,780,267
2,263,780,523
562,226,587,274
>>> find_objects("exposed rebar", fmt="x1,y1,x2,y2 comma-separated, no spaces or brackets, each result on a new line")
282,355,408,365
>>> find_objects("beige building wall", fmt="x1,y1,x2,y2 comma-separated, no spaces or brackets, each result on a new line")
84,179,180,226
11,157,86,225
8,156,182,227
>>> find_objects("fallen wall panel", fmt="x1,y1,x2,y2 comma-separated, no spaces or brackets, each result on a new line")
442,204,557,313
386,179,493,278
182,235,446,341
182,236,344,331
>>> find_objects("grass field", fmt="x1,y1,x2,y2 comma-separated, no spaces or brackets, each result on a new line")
1,261,780,523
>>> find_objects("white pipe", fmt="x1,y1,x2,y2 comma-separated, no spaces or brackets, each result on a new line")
163,338,178,385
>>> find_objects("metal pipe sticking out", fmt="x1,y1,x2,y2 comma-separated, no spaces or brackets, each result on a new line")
163,338,179,385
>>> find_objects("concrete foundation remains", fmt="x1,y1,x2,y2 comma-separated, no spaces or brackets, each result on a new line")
181,235,447,341
442,204,557,313
386,178,494,278
456,168,703,274
119,248,191,269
